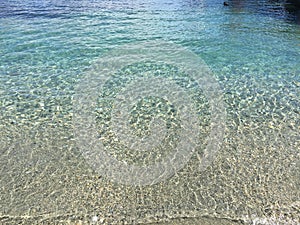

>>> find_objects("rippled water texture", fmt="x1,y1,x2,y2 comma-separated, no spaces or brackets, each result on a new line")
0,0,299,224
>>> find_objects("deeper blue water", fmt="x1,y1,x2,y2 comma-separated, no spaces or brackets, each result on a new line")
0,0,299,224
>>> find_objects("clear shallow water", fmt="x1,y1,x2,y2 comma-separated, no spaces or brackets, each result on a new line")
0,0,299,224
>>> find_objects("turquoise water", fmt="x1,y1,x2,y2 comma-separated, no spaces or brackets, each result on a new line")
0,0,299,224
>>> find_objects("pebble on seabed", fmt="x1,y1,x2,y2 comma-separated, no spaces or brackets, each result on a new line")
91,215,105,223
92,216,98,222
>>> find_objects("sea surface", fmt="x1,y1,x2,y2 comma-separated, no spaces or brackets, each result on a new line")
0,0,299,224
